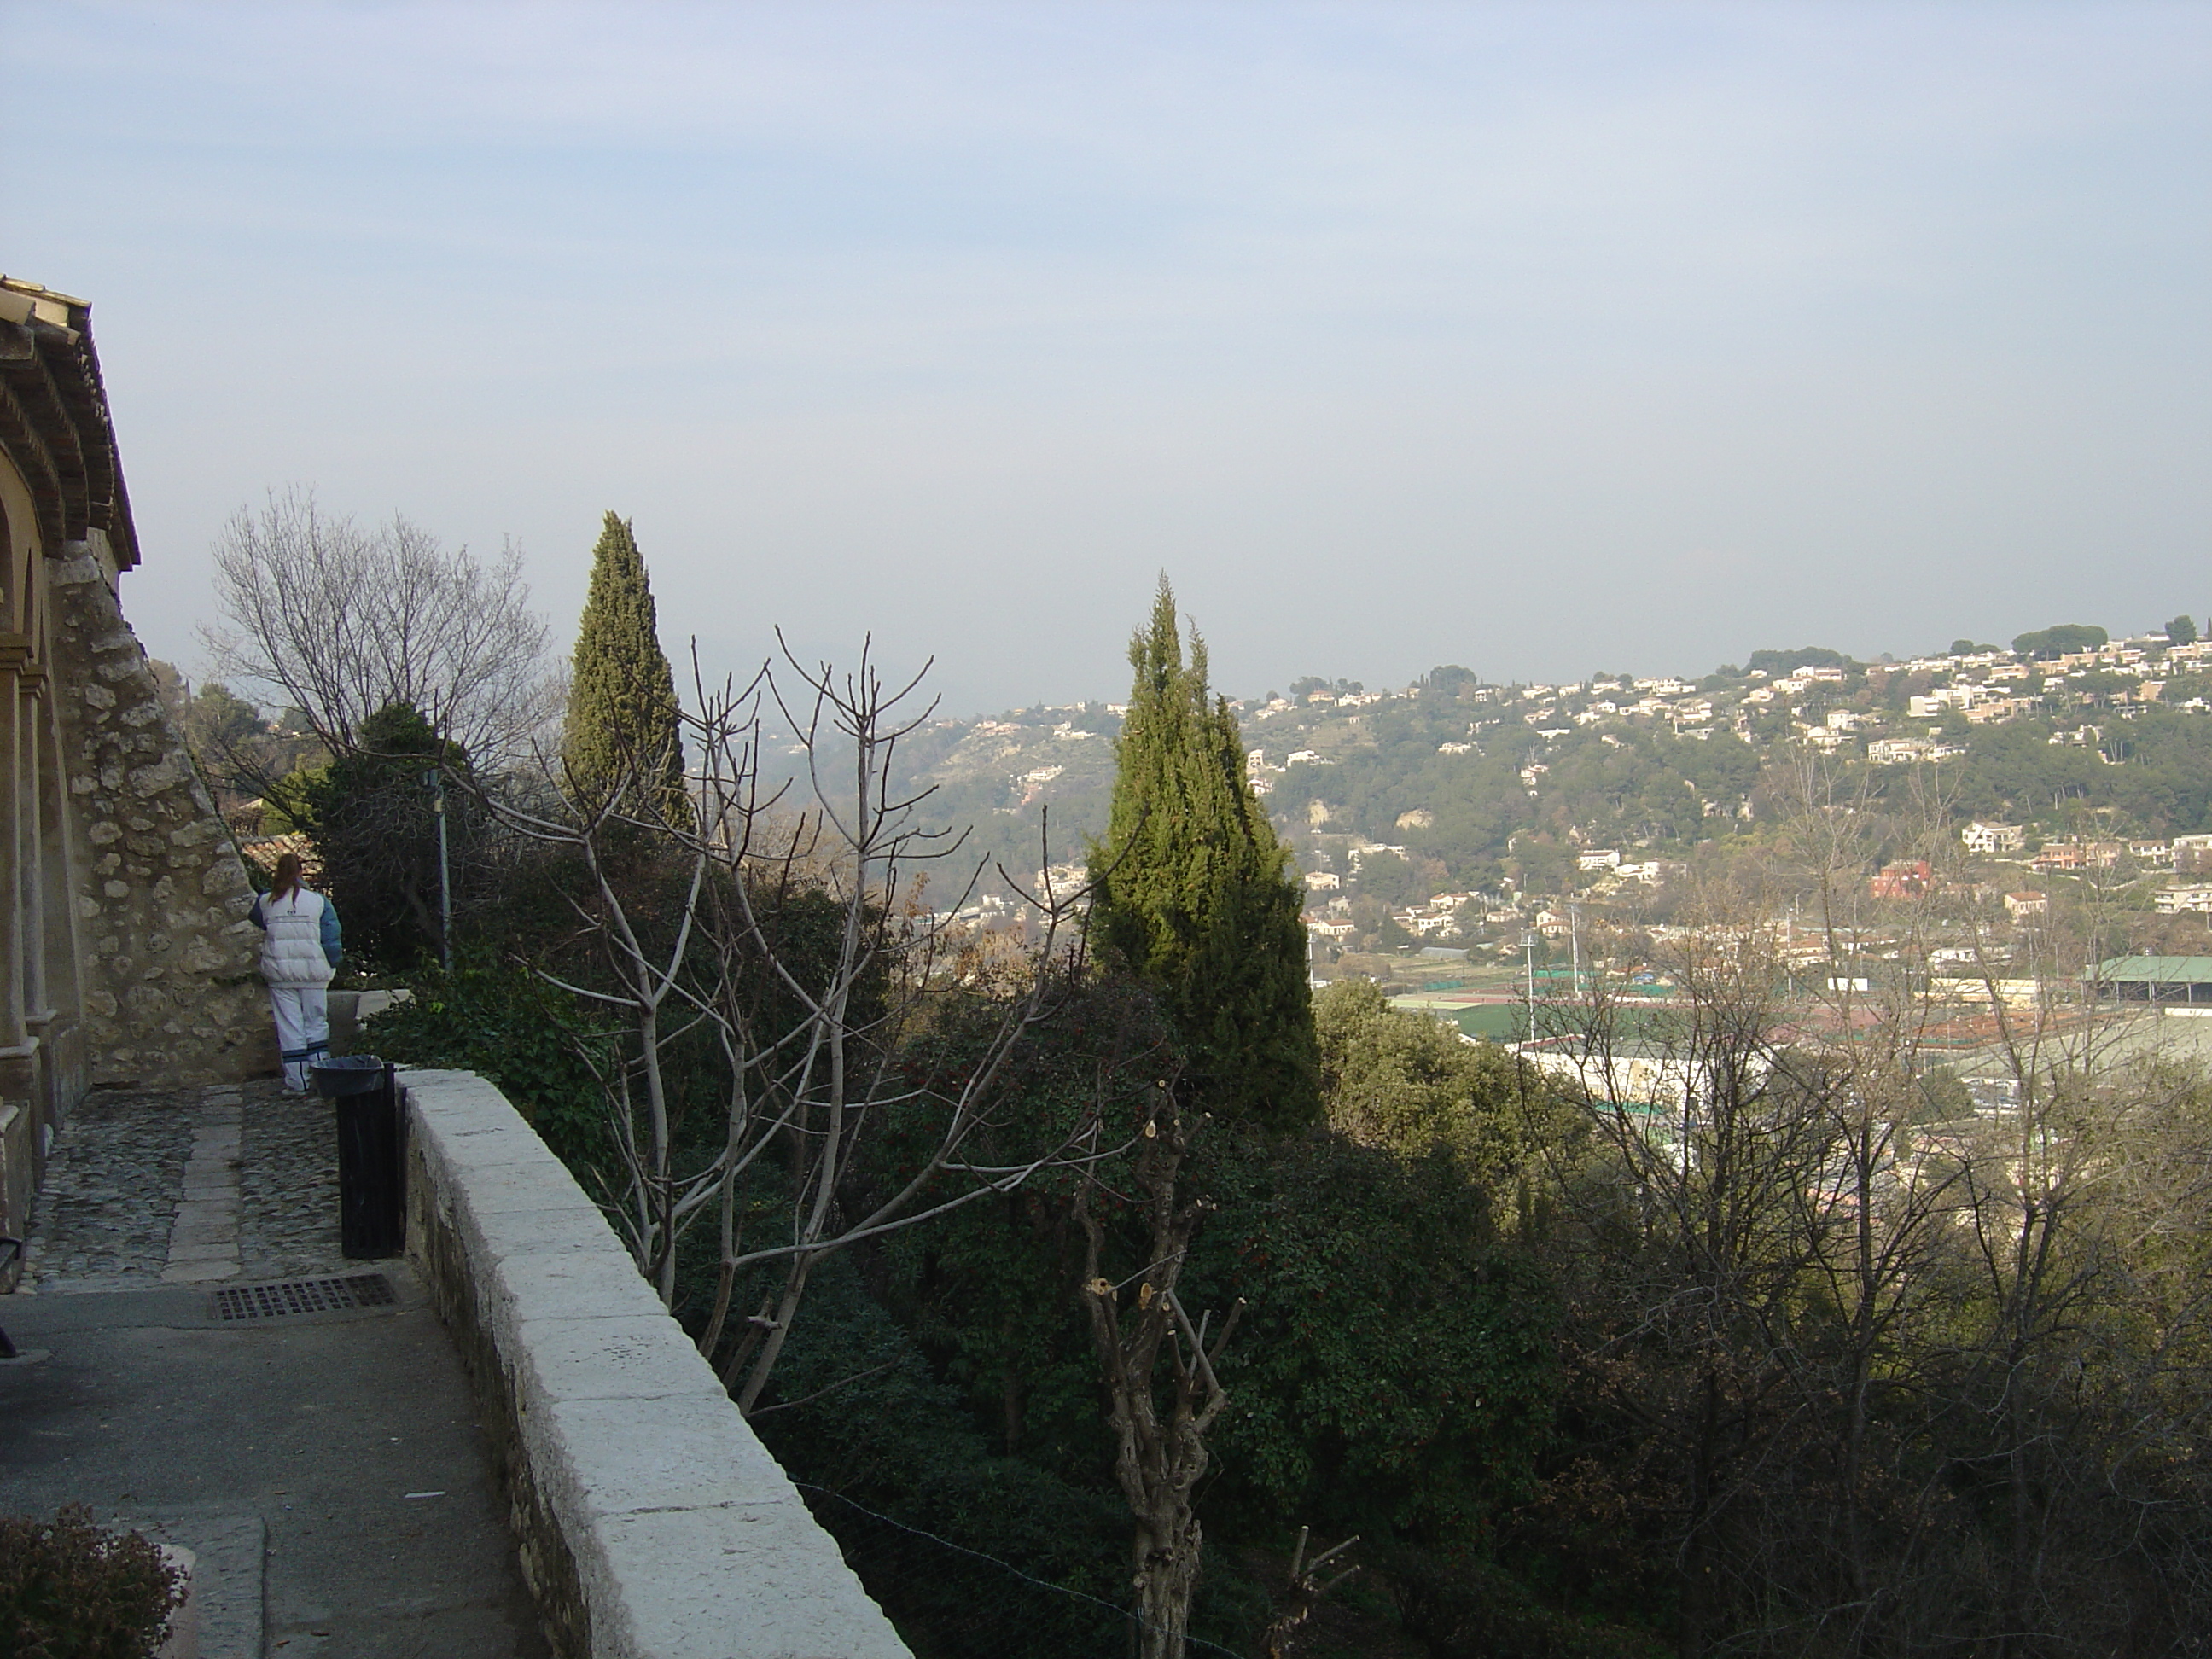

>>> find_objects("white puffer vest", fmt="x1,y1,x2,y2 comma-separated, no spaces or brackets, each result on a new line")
259,888,335,988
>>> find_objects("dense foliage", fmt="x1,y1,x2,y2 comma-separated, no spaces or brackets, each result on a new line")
1931,706,2212,830
748,1260,1147,1659
1313,978,1565,1179
2012,622,2108,658
1743,646,1851,676
300,699,474,970
1195,1136,1556,1548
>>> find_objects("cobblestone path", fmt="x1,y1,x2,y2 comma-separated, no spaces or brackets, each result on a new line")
21,1087,193,1289
238,1086,345,1280
27,1080,344,1290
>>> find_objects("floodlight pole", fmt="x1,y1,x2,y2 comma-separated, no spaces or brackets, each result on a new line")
1522,928,1540,1044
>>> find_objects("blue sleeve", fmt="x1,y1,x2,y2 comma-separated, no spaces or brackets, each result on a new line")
321,902,344,968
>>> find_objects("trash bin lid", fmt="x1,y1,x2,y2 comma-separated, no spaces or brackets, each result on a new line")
310,1056,388,1097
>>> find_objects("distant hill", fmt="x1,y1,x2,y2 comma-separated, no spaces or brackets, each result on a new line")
864,621,2212,931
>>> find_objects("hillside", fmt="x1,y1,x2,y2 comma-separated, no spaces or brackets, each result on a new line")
884,701,1123,899
892,621,2212,950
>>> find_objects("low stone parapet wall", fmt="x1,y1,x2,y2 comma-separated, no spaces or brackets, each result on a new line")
399,1068,911,1659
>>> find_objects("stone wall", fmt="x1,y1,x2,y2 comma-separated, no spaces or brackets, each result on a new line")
400,1067,911,1659
48,546,270,1087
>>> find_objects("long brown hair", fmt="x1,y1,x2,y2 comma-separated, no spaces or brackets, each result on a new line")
270,852,304,903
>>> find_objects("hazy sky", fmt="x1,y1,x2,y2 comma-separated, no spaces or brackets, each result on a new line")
6,3,2207,714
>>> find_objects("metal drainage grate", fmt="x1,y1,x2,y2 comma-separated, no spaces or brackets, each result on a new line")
211,1274,397,1322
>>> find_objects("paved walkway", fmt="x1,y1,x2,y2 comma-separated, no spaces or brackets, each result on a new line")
3,1083,549,1657
26,1080,346,1290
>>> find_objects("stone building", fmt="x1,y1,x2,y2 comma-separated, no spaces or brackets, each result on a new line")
0,276,268,1249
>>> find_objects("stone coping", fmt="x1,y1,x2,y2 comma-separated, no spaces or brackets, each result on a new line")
399,1068,910,1659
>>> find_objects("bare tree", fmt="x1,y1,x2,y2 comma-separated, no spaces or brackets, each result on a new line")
202,486,557,767
1542,907,1842,1653
1531,744,2212,1654
1898,861,2205,1653
1761,743,1978,1643
475,637,1124,1417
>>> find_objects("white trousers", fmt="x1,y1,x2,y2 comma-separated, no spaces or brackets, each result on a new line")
270,985,331,1091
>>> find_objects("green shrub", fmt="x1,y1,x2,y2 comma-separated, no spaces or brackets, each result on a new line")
0,1505,185,1659
363,961,609,1172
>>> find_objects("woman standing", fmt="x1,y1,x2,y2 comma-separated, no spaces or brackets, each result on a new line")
250,853,344,1092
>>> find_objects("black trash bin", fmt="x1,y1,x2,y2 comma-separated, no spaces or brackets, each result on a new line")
310,1057,405,1260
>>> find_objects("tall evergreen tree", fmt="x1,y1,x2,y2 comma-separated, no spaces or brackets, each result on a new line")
562,512,689,824
1088,578,1320,1131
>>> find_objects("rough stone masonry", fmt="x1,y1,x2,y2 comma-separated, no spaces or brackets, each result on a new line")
49,548,269,1088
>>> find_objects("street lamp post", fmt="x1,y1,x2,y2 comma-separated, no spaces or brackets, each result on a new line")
422,768,451,971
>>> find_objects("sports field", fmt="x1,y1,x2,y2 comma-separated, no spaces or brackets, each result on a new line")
1387,969,1681,1045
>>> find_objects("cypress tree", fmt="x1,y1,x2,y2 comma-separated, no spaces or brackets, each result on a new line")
562,512,690,825
1088,578,1321,1132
